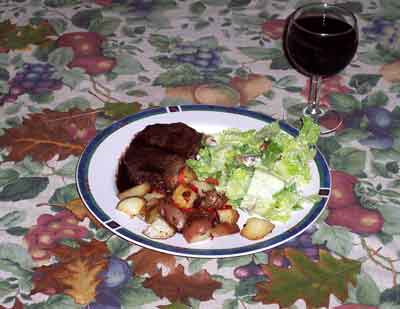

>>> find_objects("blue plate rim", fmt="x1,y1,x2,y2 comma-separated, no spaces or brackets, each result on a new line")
76,104,331,258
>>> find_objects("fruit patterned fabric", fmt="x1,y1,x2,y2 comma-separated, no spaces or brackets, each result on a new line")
0,0,400,308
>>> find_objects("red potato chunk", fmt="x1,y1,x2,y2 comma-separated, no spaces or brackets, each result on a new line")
68,56,116,76
182,217,213,243
210,222,240,238
57,32,104,57
158,199,188,232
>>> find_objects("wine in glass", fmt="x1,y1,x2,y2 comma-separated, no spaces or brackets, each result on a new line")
284,3,358,133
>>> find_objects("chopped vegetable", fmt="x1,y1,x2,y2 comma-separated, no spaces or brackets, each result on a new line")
187,117,321,222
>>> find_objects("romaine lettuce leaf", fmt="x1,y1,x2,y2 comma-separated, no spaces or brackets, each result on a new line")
187,118,321,222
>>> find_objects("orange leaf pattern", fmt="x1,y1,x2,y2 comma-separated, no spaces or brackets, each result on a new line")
32,240,110,304
0,109,96,162
143,264,222,304
127,248,176,276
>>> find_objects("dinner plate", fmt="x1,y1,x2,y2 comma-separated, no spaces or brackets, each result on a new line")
76,105,331,258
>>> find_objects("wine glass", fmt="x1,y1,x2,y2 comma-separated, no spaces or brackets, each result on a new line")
284,3,358,133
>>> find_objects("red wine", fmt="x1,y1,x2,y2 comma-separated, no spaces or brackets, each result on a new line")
285,15,358,77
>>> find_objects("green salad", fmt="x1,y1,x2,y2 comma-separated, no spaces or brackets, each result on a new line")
187,117,321,222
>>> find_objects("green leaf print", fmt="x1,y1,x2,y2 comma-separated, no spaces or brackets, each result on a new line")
330,147,366,176
89,17,122,36
238,47,281,61
153,64,203,87
0,177,49,201
71,9,102,29
190,2,207,15
48,183,78,205
47,47,74,69
349,74,381,95
55,96,91,112
112,54,144,75
355,273,380,306
120,278,159,307
312,223,353,256
0,169,19,187
0,210,26,228
328,93,361,113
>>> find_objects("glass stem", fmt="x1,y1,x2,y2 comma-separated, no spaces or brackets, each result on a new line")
307,75,323,119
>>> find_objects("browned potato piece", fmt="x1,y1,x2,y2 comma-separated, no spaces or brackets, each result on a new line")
210,222,240,238
116,197,145,218
182,217,212,243
144,191,165,201
144,205,161,224
158,199,188,231
217,208,239,225
143,218,176,239
172,184,198,209
240,217,275,240
118,182,151,200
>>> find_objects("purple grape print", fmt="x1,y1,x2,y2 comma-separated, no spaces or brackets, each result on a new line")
1,62,63,105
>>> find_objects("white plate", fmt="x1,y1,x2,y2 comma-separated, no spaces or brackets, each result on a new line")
76,105,331,258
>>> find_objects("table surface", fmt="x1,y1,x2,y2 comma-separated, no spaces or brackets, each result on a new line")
1,0,400,308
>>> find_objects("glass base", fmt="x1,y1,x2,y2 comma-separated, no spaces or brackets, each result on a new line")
303,107,343,135
303,105,327,119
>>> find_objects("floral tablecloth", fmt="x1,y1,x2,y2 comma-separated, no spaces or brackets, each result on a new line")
1,0,400,308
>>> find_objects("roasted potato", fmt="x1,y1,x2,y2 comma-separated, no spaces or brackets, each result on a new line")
144,205,161,224
159,200,188,231
240,217,275,240
144,191,165,201
217,208,239,225
143,218,175,239
116,197,146,218
118,182,151,200
210,222,240,238
182,217,212,243
172,184,198,209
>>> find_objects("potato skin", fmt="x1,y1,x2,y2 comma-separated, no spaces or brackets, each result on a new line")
158,199,188,231
182,217,213,243
118,182,151,200
210,222,240,238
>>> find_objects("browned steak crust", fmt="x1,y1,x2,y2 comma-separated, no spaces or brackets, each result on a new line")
133,122,203,158
116,123,203,193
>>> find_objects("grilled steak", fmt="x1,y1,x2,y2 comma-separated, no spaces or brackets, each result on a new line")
134,122,203,158
116,123,203,193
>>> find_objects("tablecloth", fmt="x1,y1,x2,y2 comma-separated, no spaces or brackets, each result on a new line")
1,0,400,308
